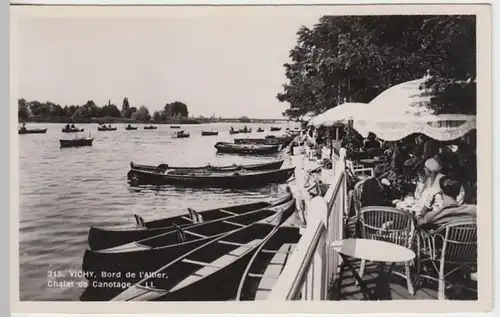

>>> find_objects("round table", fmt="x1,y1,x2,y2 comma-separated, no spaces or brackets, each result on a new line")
331,238,416,300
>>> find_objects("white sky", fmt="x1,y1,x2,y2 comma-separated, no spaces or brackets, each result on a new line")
16,8,322,118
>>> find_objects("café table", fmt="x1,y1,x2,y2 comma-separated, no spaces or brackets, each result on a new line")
331,238,416,300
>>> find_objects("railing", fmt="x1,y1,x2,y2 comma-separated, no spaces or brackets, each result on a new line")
269,152,347,300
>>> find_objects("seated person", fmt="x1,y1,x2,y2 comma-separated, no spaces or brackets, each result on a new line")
363,132,381,150
416,176,476,229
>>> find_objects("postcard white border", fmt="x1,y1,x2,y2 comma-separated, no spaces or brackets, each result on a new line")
9,2,493,314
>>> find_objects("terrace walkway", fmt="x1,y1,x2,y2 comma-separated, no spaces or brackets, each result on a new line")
329,258,478,301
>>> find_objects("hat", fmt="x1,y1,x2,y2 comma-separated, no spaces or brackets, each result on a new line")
424,158,442,172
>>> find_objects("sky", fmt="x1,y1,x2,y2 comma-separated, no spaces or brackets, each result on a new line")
15,8,322,119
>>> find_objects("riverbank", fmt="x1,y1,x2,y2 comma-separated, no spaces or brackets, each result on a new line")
20,116,289,125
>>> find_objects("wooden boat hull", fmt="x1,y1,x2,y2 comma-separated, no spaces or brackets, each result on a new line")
270,127,282,131
87,193,292,250
59,138,93,148
128,167,295,188
229,130,240,135
237,225,301,300
98,127,117,131
170,126,181,129
201,131,219,136
125,127,138,130
105,204,294,301
18,128,47,134
233,138,282,146
144,126,158,130
80,201,294,301
62,128,84,133
174,134,190,138
127,160,284,178
215,142,281,155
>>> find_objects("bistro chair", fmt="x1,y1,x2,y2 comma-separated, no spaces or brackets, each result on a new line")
358,206,416,295
416,218,477,300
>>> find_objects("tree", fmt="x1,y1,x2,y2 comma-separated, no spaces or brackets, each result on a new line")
131,106,151,121
122,97,131,118
164,101,189,117
277,15,476,119
153,111,162,121
129,106,138,117
18,98,29,120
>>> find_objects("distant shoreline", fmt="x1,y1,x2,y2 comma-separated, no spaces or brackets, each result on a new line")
20,117,289,125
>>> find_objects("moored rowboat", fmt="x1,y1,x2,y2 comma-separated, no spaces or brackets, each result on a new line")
62,127,84,133
201,130,218,136
215,142,281,155
127,160,284,178
98,126,117,131
80,200,295,301
107,202,294,301
237,220,301,300
144,125,158,130
87,192,292,250
128,167,295,188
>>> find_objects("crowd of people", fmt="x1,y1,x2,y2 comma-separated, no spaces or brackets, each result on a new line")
299,123,477,231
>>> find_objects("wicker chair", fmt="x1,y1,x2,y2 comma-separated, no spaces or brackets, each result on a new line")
358,206,416,295
416,218,477,300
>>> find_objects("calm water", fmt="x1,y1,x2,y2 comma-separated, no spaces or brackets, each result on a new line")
18,122,295,301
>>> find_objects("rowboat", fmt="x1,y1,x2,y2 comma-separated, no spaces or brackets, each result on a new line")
256,128,264,132
128,167,295,188
62,127,84,133
215,142,281,155
270,127,282,131
106,201,295,301
98,126,117,131
80,200,295,301
237,220,301,300
233,138,282,146
170,125,181,129
59,137,93,148
127,160,284,177
239,128,252,133
18,128,47,134
125,125,138,130
229,129,240,135
201,130,218,136
173,131,190,138
87,192,292,250
144,125,158,130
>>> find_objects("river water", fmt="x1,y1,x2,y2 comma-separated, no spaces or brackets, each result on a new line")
18,122,296,301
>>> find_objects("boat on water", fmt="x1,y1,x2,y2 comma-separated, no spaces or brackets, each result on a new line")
128,166,295,188
239,127,252,134
173,130,190,138
229,128,240,135
215,142,281,155
125,125,138,130
256,128,264,133
237,219,301,300
201,130,218,136
60,137,94,148
127,160,284,178
98,125,117,131
144,125,158,130
233,138,282,146
170,125,181,129
80,199,295,301
62,124,84,133
18,127,47,134
81,200,295,301
270,126,282,132
87,193,293,251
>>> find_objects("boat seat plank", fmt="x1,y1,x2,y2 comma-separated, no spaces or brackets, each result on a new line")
181,216,194,222
104,241,151,253
248,273,280,279
112,285,167,301
222,220,246,228
170,240,261,293
219,209,237,216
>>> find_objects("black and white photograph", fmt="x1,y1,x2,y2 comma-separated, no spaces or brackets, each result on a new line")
10,2,492,314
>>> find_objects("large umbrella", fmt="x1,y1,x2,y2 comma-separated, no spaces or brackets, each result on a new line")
352,77,476,141
309,102,369,127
